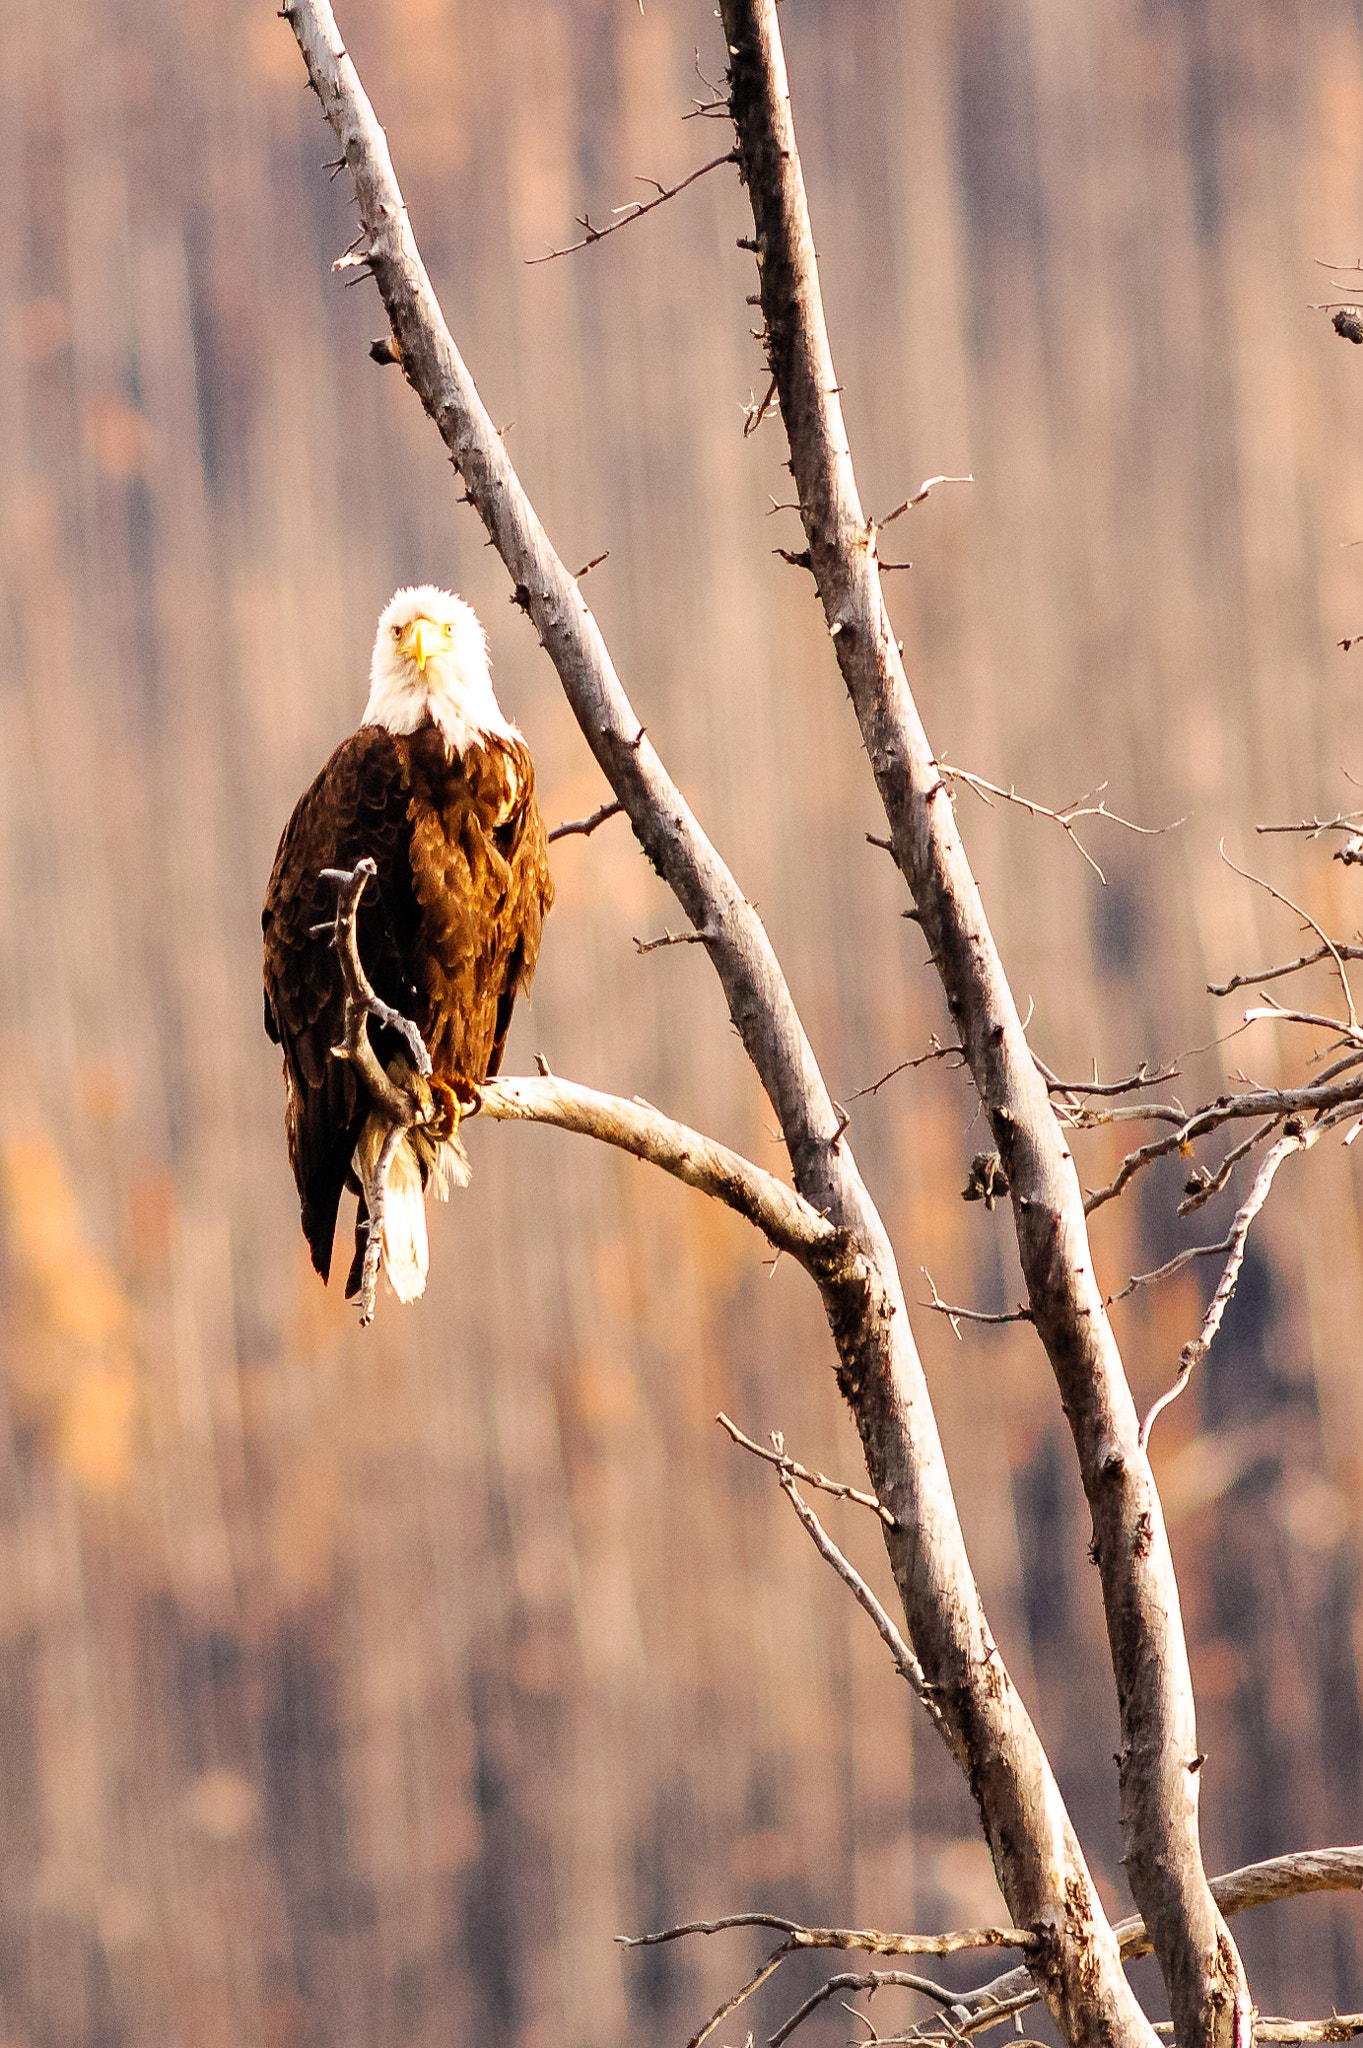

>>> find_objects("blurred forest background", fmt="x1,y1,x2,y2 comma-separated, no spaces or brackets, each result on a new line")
2,0,1363,2042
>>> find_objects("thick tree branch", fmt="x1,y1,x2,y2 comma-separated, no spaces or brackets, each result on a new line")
718,4,1245,2043
475,1072,850,1274
904,1849,1363,2042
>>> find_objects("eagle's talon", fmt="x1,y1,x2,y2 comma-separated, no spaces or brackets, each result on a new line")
428,1076,463,1142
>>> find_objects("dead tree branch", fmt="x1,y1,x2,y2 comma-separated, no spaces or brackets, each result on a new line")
937,762,1182,884
774,1467,936,1713
906,1849,1363,2044
620,1914,1039,1957
1209,946,1363,998
548,798,623,842
525,149,737,263
474,1074,850,1274
1250,2019,1363,2043
1082,1075,1363,1216
715,1411,897,1524
1139,1125,1315,1449
1219,842,1358,1030
770,1970,962,2048
720,3,1242,2038
322,858,437,1326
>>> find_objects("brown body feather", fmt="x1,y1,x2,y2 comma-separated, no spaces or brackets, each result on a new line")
262,719,553,1286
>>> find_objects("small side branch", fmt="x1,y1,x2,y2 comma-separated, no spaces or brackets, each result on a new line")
619,1909,1037,2048
778,1470,937,1714
921,1269,1031,1337
1209,945,1363,998
323,859,437,1326
716,1412,897,1525
323,859,431,1115
548,798,624,843
935,762,1182,884
619,1915,1039,1958
634,922,719,954
1255,809,1363,840
1251,2019,1363,2043
771,1969,961,2048
1140,1125,1314,1449
1220,841,1358,1031
526,150,737,262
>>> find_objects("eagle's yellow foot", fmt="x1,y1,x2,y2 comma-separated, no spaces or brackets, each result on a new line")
427,1073,477,1140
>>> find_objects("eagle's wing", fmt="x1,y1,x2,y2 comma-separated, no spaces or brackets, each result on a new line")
262,728,420,1282
404,730,555,1083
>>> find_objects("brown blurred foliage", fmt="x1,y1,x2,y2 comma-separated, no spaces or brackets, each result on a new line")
1,0,1363,2042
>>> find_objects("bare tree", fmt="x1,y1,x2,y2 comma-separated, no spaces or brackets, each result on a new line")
279,4,1363,2045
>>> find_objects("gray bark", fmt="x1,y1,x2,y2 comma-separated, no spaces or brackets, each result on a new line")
714,4,1251,2045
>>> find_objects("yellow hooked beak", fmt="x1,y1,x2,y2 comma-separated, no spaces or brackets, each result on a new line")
399,616,440,671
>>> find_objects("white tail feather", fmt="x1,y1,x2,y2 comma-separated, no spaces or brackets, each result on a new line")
353,1115,470,1304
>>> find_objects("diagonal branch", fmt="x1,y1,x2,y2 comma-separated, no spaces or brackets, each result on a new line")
525,149,737,263
719,3,1244,2041
474,1071,851,1275
714,1411,897,1523
1139,1125,1316,1449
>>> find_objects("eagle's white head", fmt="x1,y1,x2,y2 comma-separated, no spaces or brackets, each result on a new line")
362,585,518,755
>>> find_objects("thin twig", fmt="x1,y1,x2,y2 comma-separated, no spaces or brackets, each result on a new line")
936,761,1183,884
526,150,737,262
848,1039,963,1101
921,1269,1031,1336
1255,810,1363,840
771,1971,961,2048
548,798,624,843
1220,840,1358,1032
743,375,781,437
777,1470,937,1713
1033,1054,1180,1099
619,1915,1037,1957
1139,1126,1313,1448
633,922,719,954
876,477,974,527
716,1412,897,1525
1208,944,1363,998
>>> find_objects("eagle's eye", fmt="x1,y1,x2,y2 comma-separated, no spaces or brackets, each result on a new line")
443,622,453,636
392,623,402,639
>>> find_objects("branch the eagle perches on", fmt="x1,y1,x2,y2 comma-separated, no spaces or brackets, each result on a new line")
321,858,861,1326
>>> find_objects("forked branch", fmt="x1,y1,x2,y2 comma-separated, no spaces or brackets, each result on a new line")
323,858,437,1326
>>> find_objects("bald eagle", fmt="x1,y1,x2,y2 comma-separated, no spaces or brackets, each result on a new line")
263,586,554,1303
